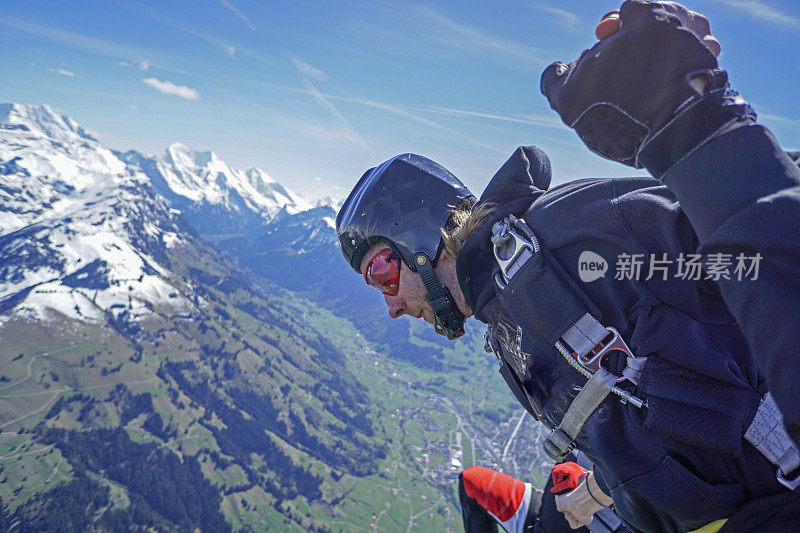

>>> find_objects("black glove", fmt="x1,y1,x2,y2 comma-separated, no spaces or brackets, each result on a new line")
540,0,756,178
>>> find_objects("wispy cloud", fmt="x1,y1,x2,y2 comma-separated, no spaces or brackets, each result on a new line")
13,78,142,102
118,61,131,67
328,92,510,155
1,16,163,75
286,54,368,150
129,2,243,59
224,74,527,155
291,123,359,145
425,106,565,129
300,77,370,151
345,3,547,68
406,5,546,66
289,56,329,81
759,112,800,129
217,0,256,31
709,0,800,29
527,3,582,32
49,68,75,77
143,78,199,100
335,93,453,131
187,29,271,62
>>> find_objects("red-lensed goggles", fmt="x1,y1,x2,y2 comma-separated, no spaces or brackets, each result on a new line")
364,248,401,295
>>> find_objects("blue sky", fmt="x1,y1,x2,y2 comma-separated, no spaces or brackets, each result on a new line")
2,0,799,200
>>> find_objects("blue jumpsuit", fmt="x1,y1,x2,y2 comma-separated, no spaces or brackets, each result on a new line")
662,125,800,449
455,141,800,532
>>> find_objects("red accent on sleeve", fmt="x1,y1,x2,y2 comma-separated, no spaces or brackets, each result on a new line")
462,466,525,522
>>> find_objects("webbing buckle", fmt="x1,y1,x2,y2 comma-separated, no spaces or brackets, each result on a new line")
777,468,800,491
492,216,538,288
572,327,631,384
543,428,574,461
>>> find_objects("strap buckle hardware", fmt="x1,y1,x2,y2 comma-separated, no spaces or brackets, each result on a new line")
543,428,575,461
777,468,800,491
491,216,539,289
572,327,631,384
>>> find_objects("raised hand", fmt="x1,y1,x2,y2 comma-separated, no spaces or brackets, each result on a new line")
595,3,720,57
540,1,754,178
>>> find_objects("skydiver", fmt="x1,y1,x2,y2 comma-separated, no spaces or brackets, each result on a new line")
336,1,800,530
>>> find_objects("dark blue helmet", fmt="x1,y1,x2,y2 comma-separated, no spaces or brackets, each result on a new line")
337,153,473,273
336,153,474,339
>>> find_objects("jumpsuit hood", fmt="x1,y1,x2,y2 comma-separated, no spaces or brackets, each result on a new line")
455,146,552,316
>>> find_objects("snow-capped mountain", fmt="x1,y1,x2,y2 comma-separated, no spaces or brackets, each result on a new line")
0,103,316,326
0,103,402,530
0,103,192,325
242,166,311,213
155,142,311,215
118,143,312,238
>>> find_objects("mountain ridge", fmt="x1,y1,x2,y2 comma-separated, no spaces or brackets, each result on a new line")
0,102,548,532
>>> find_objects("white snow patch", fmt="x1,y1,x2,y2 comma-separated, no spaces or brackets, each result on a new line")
161,231,180,248
1,104,194,325
19,282,105,324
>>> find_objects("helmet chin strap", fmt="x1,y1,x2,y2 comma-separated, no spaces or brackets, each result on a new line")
413,252,466,340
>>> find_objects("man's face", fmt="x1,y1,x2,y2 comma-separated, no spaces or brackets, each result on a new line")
360,244,436,325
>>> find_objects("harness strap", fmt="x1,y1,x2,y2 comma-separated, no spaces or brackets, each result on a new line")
490,215,647,459
543,368,618,461
561,313,609,359
745,393,800,490
622,355,647,385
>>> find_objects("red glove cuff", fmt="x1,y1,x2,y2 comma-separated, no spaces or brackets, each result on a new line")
550,461,587,494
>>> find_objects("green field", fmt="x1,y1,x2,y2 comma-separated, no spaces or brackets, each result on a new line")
0,269,547,530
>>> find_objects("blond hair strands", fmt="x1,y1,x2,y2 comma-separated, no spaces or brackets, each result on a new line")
440,200,495,258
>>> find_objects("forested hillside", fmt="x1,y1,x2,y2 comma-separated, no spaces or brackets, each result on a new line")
0,103,548,531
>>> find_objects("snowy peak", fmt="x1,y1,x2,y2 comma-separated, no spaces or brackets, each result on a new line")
156,142,237,204
0,104,138,235
243,166,275,186
243,167,312,213
0,103,97,145
314,196,342,210
165,142,217,170
1,103,191,326
141,142,312,218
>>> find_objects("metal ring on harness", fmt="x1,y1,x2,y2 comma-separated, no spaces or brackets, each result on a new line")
777,467,800,491
492,215,540,289
570,327,632,384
